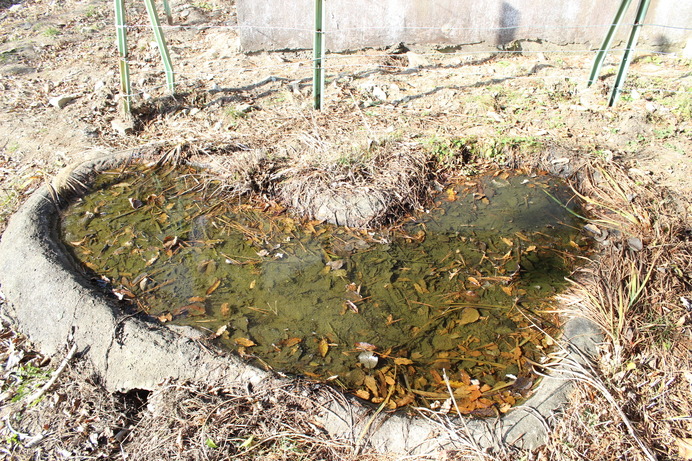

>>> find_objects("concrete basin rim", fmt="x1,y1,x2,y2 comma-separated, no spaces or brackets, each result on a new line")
0,149,603,453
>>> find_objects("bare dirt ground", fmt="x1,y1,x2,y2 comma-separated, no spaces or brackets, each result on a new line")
0,0,691,459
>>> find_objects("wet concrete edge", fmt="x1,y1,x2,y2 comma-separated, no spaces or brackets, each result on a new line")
0,149,602,453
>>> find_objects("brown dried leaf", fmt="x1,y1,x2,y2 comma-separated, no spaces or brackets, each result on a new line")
364,376,379,397
393,357,413,365
220,302,230,316
172,303,206,316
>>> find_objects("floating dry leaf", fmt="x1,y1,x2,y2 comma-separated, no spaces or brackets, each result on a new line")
393,357,413,365
206,278,221,295
220,302,230,316
212,324,227,338
281,337,302,347
234,337,256,347
318,338,329,357
158,312,172,323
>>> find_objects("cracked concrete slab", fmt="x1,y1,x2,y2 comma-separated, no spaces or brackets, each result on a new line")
0,149,602,454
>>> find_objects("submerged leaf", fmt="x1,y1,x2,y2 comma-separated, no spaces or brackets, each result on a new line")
459,308,480,325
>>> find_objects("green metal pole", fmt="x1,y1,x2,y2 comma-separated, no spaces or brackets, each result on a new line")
143,0,176,93
609,0,651,106
162,0,173,25
313,0,325,110
114,0,131,114
587,0,633,87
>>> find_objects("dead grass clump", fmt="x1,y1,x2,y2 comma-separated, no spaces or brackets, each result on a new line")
277,139,435,228
124,380,355,461
553,158,692,460
0,329,129,459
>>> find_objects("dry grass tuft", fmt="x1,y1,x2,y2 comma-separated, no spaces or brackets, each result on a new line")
551,157,692,460
277,138,435,227
123,380,355,460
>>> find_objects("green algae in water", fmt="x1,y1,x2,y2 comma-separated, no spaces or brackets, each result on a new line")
61,165,586,414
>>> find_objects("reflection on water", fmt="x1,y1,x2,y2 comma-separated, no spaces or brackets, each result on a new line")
61,165,585,414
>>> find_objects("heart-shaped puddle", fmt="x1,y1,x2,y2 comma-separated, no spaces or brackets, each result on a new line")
61,164,585,414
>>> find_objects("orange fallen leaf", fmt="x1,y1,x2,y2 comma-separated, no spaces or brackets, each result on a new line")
394,357,413,365
220,302,230,316
234,337,256,347
158,312,172,323
318,338,329,357
281,337,302,347
188,296,206,303
354,389,370,400
467,276,481,286
395,394,415,407
206,279,221,295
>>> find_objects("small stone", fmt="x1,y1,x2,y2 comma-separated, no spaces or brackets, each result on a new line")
406,52,430,68
49,94,78,109
111,118,134,136
627,237,643,252
371,86,387,101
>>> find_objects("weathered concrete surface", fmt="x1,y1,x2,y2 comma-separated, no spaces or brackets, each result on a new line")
0,150,602,454
237,0,691,52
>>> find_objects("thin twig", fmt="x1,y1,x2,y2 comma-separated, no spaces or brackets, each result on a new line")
26,343,78,406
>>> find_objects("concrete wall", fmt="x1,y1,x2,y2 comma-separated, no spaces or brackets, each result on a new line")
236,0,691,52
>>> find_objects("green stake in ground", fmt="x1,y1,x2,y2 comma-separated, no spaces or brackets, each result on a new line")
587,0,651,107
313,0,325,110
114,0,176,115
